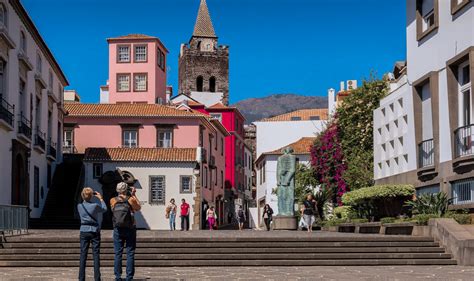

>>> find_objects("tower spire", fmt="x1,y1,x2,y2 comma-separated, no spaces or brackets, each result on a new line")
192,0,217,38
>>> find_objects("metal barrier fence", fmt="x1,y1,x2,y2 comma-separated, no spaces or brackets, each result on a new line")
0,205,29,238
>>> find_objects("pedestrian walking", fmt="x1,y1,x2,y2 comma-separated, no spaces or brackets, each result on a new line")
262,204,273,231
237,206,246,231
166,198,177,230
180,198,190,231
110,182,141,281
78,187,107,281
206,206,217,230
303,194,317,233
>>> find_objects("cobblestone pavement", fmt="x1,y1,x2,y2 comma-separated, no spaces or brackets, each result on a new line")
0,266,473,280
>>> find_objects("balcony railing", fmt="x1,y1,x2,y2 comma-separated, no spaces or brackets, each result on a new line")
0,95,14,127
47,139,57,159
452,178,474,205
17,114,32,139
34,129,46,151
455,124,474,158
62,145,77,154
418,139,434,168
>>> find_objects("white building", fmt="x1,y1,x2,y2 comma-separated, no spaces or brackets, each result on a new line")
83,148,198,230
253,109,327,159
0,0,68,217
374,0,474,207
255,137,315,227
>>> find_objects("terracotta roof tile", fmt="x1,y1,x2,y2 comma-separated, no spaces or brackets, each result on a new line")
84,148,197,162
256,137,315,164
267,137,315,155
65,103,206,118
109,34,157,40
260,109,328,122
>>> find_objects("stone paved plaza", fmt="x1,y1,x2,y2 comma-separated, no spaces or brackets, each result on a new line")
0,266,473,280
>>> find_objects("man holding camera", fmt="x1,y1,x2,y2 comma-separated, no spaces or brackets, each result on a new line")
110,182,141,281
78,187,107,281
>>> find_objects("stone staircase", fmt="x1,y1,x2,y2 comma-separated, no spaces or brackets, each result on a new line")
0,232,457,267
29,155,84,229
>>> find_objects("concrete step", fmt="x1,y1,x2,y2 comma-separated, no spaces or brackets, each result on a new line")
4,236,436,243
0,247,447,255
0,241,441,248
0,253,453,261
0,259,458,267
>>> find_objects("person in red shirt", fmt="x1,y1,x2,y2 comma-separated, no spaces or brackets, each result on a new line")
180,198,190,231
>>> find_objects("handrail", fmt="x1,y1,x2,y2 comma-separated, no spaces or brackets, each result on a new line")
454,124,474,158
0,205,29,239
418,138,434,168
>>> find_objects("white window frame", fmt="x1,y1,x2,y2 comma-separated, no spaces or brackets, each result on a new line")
134,45,147,62
150,176,166,205
117,74,130,92
93,163,103,179
210,113,222,122
122,129,138,148
134,74,147,92
458,61,472,127
157,129,173,148
118,45,130,62
64,129,73,147
180,175,192,193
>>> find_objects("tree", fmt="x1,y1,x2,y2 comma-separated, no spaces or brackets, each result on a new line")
295,163,318,203
336,78,388,190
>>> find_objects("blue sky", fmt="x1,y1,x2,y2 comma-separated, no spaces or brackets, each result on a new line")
22,0,406,104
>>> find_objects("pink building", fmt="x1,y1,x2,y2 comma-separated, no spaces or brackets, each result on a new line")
171,96,247,210
106,34,168,104
64,103,229,229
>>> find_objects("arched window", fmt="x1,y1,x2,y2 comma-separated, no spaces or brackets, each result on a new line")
196,76,203,92
209,76,216,93
0,4,6,27
20,31,26,53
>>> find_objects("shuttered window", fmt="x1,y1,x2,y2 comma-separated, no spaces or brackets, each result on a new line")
150,176,165,205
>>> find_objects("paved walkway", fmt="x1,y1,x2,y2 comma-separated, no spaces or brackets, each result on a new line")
0,266,473,280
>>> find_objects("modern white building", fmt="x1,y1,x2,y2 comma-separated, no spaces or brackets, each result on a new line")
374,0,474,208
83,147,199,230
255,137,315,227
253,109,327,159
0,0,68,217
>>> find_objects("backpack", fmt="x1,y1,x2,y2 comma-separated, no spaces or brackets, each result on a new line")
112,196,133,228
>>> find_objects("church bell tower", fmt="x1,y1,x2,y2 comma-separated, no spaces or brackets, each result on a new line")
178,0,230,105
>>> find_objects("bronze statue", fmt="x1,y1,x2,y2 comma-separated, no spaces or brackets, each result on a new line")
276,147,296,216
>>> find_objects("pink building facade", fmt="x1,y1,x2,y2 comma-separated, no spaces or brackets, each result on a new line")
64,103,229,228
106,34,168,104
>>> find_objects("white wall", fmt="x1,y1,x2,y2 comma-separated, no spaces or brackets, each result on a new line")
0,0,66,217
373,76,416,180
254,120,326,158
84,161,197,230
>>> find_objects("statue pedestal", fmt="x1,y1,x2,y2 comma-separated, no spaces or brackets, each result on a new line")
273,216,298,230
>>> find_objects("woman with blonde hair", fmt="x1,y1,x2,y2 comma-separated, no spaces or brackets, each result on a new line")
77,187,107,281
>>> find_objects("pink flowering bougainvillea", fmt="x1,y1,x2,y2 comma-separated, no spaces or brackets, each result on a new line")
310,123,348,205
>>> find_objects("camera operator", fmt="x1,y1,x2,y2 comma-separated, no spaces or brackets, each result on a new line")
78,187,107,281
110,182,141,281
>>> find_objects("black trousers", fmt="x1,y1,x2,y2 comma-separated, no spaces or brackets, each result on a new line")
264,218,271,231
181,215,190,230
79,231,101,281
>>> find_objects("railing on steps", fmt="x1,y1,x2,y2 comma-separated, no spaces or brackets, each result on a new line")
0,205,29,242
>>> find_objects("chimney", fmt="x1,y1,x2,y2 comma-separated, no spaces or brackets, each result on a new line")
328,88,336,116
340,81,345,92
